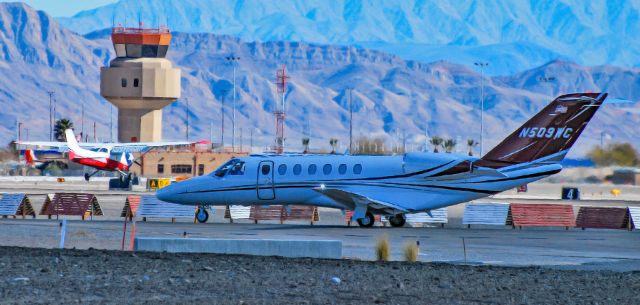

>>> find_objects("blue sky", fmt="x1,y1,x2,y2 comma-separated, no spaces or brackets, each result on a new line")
0,0,116,17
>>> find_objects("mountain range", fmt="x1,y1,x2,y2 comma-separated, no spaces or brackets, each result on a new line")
57,0,640,75
0,2,638,158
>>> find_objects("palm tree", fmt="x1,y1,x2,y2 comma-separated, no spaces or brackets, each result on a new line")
329,138,338,154
467,139,478,156
54,119,74,142
443,138,457,153
429,136,443,153
302,137,310,154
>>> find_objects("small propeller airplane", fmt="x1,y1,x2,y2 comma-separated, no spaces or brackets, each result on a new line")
19,129,192,181
157,92,607,226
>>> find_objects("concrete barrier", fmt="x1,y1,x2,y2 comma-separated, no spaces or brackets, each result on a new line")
134,237,342,259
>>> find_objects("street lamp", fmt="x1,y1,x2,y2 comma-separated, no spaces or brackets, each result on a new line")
185,98,189,141
348,88,353,154
474,62,488,156
47,91,54,141
226,56,240,152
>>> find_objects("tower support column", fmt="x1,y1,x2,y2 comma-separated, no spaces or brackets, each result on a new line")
118,108,164,142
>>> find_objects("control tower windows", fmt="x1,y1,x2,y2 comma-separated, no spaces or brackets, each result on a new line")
115,44,170,58
121,78,127,87
133,78,139,87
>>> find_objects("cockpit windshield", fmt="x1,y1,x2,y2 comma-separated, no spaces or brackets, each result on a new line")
211,159,245,177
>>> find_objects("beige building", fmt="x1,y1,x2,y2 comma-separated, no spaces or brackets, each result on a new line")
130,151,247,178
100,27,180,142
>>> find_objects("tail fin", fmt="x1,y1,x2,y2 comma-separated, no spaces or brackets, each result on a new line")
479,92,607,166
64,129,103,159
25,149,37,165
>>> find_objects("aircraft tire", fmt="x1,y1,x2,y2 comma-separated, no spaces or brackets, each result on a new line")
356,212,375,228
195,208,209,223
389,214,406,227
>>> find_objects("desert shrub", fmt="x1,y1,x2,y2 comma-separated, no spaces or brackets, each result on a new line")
588,143,639,167
403,242,419,262
375,235,390,261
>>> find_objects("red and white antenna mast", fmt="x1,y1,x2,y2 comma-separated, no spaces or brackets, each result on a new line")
274,64,289,154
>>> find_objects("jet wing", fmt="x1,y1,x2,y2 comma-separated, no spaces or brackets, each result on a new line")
313,187,409,214
17,141,192,153
109,142,193,153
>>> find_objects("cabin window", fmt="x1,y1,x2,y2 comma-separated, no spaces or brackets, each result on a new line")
293,164,302,175
353,164,363,174
338,164,347,175
323,164,332,175
171,164,192,174
121,78,127,87
278,164,287,175
157,164,164,174
133,78,140,87
197,164,205,176
308,164,317,175
261,164,271,175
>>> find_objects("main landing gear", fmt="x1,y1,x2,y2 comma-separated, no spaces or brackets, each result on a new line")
195,206,209,223
84,170,100,182
356,212,375,228
388,214,406,227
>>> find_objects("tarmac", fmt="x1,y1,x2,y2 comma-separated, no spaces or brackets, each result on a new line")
0,179,639,271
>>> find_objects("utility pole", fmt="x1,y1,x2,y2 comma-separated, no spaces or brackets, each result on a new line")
81,101,84,142
221,90,227,148
47,91,54,141
348,88,353,154
17,121,22,142
110,105,113,142
474,62,488,156
226,56,240,152
185,98,189,141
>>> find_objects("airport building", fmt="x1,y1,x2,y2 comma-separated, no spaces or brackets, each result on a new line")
100,27,180,143
130,150,246,178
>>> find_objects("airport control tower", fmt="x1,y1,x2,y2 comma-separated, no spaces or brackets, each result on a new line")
100,27,181,142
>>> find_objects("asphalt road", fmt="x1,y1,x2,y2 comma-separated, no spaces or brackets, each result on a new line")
1,218,639,271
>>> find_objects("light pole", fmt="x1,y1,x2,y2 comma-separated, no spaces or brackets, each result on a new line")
18,122,23,142
185,98,189,141
538,76,556,97
226,56,240,152
47,91,54,141
220,89,227,148
474,62,488,156
348,88,353,154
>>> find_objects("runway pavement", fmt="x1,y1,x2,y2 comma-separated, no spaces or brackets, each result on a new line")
1,218,639,271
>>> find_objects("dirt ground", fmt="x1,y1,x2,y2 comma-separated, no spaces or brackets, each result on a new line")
0,247,639,305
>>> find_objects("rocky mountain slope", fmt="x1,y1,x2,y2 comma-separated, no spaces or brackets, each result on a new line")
57,0,640,75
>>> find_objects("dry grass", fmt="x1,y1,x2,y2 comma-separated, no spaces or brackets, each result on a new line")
375,235,390,261
403,242,419,262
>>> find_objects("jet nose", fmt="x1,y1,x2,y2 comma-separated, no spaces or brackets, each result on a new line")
156,182,185,203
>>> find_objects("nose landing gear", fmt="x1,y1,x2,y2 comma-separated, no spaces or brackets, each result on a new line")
195,206,209,223
356,212,375,228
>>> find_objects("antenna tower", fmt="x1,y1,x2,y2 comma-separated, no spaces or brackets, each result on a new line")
274,64,289,154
